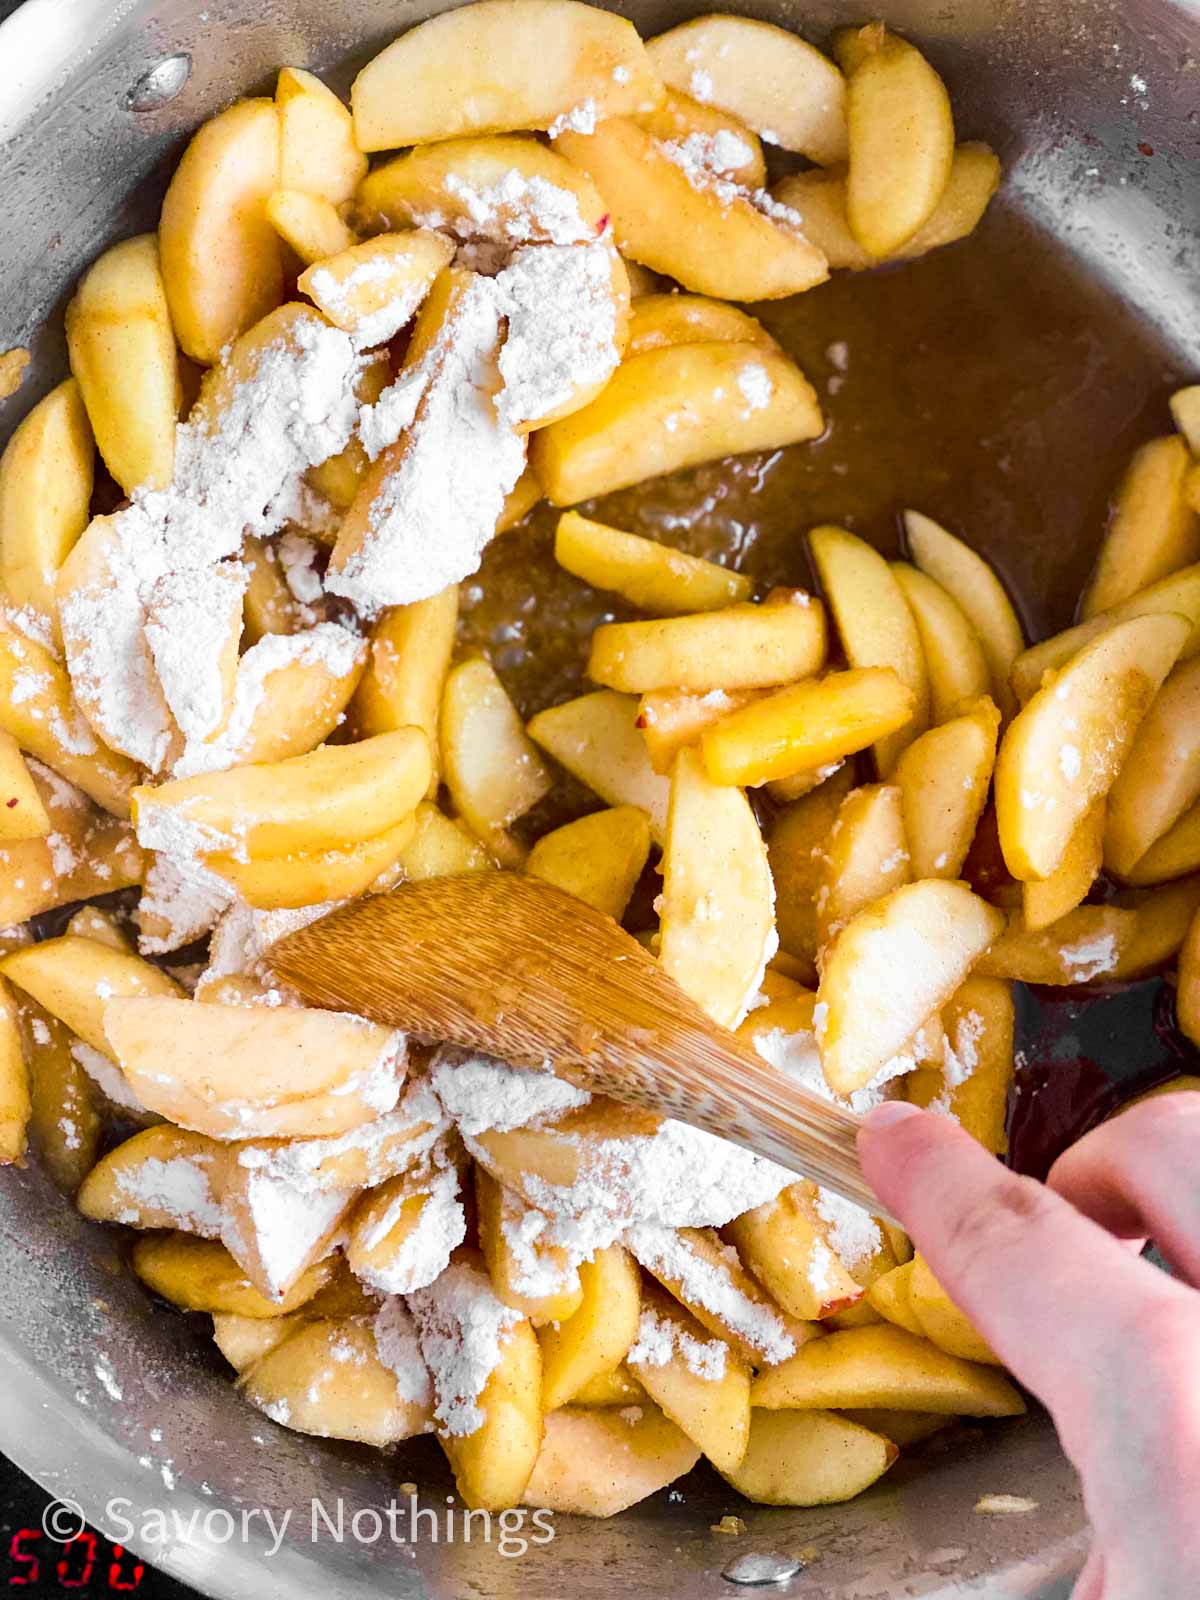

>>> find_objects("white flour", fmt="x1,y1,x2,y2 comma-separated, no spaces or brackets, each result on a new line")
306,254,437,349
494,242,620,428
496,1186,582,1298
628,1301,729,1380
417,171,597,246
373,1297,435,1407
355,1160,466,1295
813,1188,882,1271
659,134,806,231
407,1257,522,1436
109,1149,223,1237
136,850,237,955
430,1050,590,1136
626,1224,797,1365
143,562,248,746
70,1040,149,1118
327,275,526,610
221,1173,354,1299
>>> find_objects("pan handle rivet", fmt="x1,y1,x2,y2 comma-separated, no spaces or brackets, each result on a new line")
722,1551,806,1585
126,53,192,112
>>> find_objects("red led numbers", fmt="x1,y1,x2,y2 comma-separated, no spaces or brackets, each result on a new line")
6,1530,144,1589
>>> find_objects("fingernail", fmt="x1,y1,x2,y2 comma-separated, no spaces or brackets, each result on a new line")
863,1101,924,1131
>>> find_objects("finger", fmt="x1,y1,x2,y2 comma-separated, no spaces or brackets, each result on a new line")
858,1103,1183,1440
1071,1547,1104,1600
1048,1095,1200,1286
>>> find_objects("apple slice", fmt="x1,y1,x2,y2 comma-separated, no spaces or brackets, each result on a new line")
158,98,283,364
995,612,1190,881
647,15,847,166
751,1323,1024,1415
538,1244,642,1408
143,563,246,749
626,293,776,359
903,510,1024,718
276,66,366,206
1125,800,1200,887
1081,436,1200,619
265,189,355,266
766,767,856,976
475,1166,583,1325
220,1164,356,1300
589,595,826,695
637,688,763,774
726,1184,864,1322
533,340,823,505
818,880,1005,1095
522,1404,699,1516
721,1409,897,1507
555,117,828,301
0,731,49,842
834,24,954,258
349,587,458,793
1022,800,1105,931
556,510,752,615
809,525,930,774
0,778,143,928
701,667,913,788
527,805,652,921
1170,386,1200,453
66,234,178,494
1013,562,1200,704
773,143,1000,272
0,934,182,1055
1105,655,1200,878
202,815,416,910
132,727,431,861
893,699,1000,881
132,1233,335,1318
892,562,990,722
298,231,453,346
440,658,552,866
815,783,910,951
526,690,670,844
634,91,765,188
104,995,405,1140
352,0,661,150
77,1125,223,1235
658,748,776,1029
357,135,608,244
0,378,94,631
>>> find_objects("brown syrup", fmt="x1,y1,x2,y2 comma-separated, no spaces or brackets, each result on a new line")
458,194,1196,1173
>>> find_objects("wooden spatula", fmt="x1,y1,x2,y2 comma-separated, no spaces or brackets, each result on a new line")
268,871,884,1216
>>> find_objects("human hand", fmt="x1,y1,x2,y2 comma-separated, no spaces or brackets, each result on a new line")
859,1096,1200,1600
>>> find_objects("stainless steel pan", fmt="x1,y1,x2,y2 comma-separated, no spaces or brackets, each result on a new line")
1,0,1197,1591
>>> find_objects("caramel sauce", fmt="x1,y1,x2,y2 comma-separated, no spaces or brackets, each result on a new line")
459,196,1196,1172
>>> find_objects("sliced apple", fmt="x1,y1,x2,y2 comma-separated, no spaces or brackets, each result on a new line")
527,689,670,844
351,0,662,151
902,509,1023,718
892,561,990,722
539,1244,642,1408
356,135,607,243
893,700,999,881
132,727,431,861
659,748,776,1029
905,975,1014,1153
995,612,1190,881
907,1254,1001,1366
202,815,417,910
721,1409,897,1506
1104,656,1200,878
265,188,355,266
809,525,930,773
0,378,94,630
625,1282,750,1473
1170,386,1200,453
391,801,493,881
65,234,178,494
77,1124,223,1234
766,768,856,976
774,142,1000,272
726,1184,864,1323
634,90,765,188
298,230,453,344
835,24,954,258
701,667,913,788
0,730,50,841
0,778,143,927
1082,436,1200,619
440,658,552,865
0,977,29,1165
815,783,910,950
751,1323,1023,1415
158,98,283,364
589,594,826,696
534,339,821,504
132,1232,335,1318
104,995,404,1140
626,293,776,360
348,586,458,793
276,66,366,206
555,509,752,614
474,1165,583,1325
1125,801,1200,887
0,934,181,1055
522,1403,700,1516
556,117,827,301
865,1261,922,1335
647,15,847,166
527,805,651,921
1019,800,1104,931
818,880,1005,1095
637,687,763,775
143,562,246,750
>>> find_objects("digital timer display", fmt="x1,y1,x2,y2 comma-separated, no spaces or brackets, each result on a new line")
6,1532,144,1591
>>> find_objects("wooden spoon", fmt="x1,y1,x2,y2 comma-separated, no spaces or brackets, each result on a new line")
269,871,884,1216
